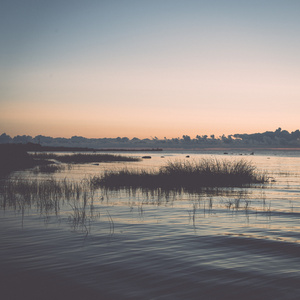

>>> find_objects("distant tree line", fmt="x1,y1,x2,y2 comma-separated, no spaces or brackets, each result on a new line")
1,128,300,149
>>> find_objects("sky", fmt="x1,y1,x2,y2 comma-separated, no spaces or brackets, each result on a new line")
1,0,300,139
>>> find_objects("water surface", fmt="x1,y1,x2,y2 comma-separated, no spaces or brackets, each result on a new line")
1,150,300,299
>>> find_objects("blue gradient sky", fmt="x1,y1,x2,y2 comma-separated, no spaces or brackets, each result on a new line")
1,0,300,138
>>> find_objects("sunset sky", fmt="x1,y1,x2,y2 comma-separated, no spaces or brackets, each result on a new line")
1,0,300,139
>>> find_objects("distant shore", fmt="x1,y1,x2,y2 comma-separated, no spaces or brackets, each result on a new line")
2,143,300,153
164,147,300,151
0,143,163,152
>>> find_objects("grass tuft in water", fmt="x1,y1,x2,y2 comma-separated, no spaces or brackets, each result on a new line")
93,159,269,191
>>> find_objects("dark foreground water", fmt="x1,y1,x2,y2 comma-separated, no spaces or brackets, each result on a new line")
0,151,300,299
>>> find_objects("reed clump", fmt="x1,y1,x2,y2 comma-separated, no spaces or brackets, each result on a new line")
94,159,268,190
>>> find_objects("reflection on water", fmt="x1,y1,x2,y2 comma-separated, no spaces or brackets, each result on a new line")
0,151,300,299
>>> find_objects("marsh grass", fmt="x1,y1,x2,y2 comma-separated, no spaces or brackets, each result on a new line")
93,159,268,191
0,159,271,234
0,177,94,214
30,153,141,163
106,210,115,236
69,197,90,233
0,177,103,235
188,202,198,226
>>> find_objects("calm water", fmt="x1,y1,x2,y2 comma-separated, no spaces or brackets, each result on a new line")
0,150,300,299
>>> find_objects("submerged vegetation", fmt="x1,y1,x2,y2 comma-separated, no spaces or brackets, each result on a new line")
0,143,141,176
30,153,141,163
33,163,73,174
0,144,48,177
92,159,268,191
